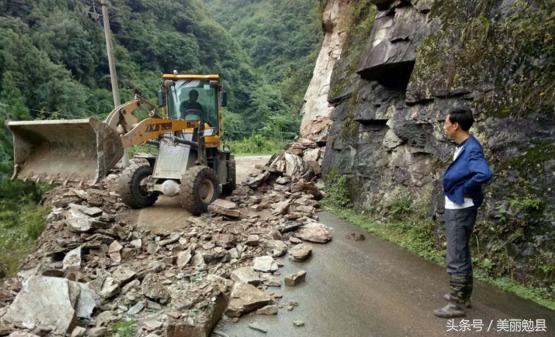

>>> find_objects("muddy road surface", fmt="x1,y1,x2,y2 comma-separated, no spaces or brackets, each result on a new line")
126,155,271,234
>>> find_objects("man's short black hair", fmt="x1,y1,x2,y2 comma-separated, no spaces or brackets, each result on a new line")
447,106,474,131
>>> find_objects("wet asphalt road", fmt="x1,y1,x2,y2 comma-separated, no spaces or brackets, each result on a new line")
214,212,554,337
128,155,553,337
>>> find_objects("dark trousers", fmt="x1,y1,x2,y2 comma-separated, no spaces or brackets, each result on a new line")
444,207,477,277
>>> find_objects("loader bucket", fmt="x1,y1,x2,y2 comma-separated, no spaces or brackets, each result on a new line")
6,117,123,184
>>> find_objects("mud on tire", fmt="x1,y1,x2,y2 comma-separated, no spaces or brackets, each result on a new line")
180,165,220,215
221,156,236,196
117,164,158,209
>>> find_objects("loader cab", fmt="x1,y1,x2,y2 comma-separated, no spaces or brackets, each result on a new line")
163,74,223,134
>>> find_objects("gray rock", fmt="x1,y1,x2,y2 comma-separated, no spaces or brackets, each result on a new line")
208,199,241,218
100,277,120,298
275,176,291,185
285,270,307,287
130,239,142,249
246,235,260,246
121,279,140,294
143,319,163,331
261,274,281,287
176,249,192,268
253,256,279,273
226,283,272,318
9,332,40,337
265,240,288,257
69,203,103,217
289,244,312,262
231,267,261,285
293,320,305,327
112,266,137,285
95,310,118,327
46,207,64,222
127,301,145,315
108,240,123,263
66,208,95,232
166,291,229,337
158,233,180,246
191,251,206,269
76,283,99,320
284,153,306,177
70,326,86,337
303,148,321,163
202,247,227,263
295,222,332,243
256,304,279,315
213,233,235,249
3,276,79,334
272,199,290,215
142,273,170,304
63,246,82,271
246,171,270,188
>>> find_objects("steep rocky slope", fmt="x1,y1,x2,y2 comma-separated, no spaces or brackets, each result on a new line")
302,0,554,289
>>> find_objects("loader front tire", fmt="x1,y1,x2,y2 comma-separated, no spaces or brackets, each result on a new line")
180,165,220,215
117,165,158,209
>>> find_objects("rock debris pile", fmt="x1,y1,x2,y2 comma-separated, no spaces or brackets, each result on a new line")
0,139,331,337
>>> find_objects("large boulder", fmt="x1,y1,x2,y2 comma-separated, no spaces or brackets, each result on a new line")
3,276,79,334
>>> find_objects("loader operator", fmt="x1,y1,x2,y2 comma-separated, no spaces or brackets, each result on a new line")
180,89,205,121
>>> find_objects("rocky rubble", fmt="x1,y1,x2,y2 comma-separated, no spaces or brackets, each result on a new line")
0,139,332,337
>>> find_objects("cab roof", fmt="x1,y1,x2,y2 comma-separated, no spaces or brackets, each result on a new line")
162,74,220,81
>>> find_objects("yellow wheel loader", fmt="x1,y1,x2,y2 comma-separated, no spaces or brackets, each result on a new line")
6,74,236,215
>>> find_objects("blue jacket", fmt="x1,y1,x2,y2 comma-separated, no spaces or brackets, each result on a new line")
443,135,493,207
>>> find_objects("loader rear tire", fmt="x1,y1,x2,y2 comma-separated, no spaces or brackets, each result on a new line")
221,157,236,196
117,165,158,209
180,165,220,215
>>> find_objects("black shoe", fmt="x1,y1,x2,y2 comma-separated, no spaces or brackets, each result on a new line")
434,302,465,318
443,293,472,308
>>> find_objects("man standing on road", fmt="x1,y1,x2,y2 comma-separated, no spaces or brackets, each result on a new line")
434,106,492,318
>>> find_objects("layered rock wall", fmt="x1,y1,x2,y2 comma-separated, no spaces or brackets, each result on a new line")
307,0,555,289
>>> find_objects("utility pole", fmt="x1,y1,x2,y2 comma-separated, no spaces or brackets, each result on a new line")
100,0,129,166
100,0,120,106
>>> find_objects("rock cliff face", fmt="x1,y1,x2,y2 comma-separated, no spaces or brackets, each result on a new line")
300,0,351,142
304,0,554,289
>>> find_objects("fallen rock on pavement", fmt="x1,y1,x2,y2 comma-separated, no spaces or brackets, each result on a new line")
256,304,279,315
231,267,262,285
285,270,307,287
295,222,333,243
253,256,279,273
289,244,312,262
226,283,272,318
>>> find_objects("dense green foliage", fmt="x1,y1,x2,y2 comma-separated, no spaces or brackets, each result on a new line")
0,180,49,276
0,0,322,172
203,0,323,139
228,134,285,155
